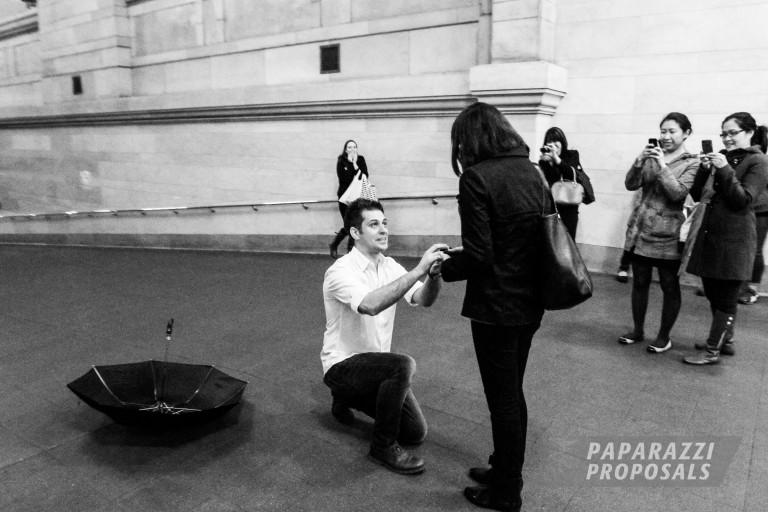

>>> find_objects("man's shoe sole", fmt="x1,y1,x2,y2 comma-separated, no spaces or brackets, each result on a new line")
367,454,425,475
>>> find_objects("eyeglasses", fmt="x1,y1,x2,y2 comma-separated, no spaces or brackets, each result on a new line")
719,130,744,139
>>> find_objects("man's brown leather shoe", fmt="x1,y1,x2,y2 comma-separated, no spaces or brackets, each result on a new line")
368,443,425,475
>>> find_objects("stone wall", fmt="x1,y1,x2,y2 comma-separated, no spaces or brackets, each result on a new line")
1,0,767,276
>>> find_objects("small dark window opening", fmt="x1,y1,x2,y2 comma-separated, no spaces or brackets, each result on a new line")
72,75,83,95
320,44,340,74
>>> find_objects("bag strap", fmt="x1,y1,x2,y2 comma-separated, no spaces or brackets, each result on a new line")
537,167,558,215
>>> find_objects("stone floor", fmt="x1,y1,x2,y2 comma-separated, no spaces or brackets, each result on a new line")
0,245,766,512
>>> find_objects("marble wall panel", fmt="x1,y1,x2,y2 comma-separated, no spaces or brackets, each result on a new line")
321,0,351,26
263,44,328,85
336,32,410,79
351,0,475,22
210,51,265,89
133,2,198,56
409,24,477,75
224,0,320,41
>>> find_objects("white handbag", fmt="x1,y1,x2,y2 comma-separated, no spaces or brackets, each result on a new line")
339,171,377,205
550,166,584,205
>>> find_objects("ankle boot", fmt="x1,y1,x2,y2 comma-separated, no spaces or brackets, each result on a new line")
695,312,735,355
328,229,347,259
684,310,734,365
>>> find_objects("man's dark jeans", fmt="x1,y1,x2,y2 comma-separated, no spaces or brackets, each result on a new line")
323,352,427,448
471,320,540,484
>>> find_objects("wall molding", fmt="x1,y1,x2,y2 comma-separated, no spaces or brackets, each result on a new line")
0,95,475,127
0,11,37,41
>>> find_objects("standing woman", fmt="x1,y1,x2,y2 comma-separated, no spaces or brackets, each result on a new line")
618,113,699,352
683,112,768,365
440,103,547,512
538,127,594,239
329,140,368,258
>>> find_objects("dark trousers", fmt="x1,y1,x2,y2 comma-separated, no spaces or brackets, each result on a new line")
323,352,427,448
751,213,768,283
629,254,682,339
702,278,742,315
557,204,579,240
471,320,540,483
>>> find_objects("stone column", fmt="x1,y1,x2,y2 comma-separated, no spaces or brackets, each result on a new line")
469,0,564,150
38,0,131,103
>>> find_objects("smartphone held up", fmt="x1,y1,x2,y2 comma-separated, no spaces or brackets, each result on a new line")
701,139,713,154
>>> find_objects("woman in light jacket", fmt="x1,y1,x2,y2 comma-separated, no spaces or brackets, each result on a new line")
683,112,768,364
618,113,699,353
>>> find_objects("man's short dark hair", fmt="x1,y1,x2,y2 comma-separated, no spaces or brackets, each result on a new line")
344,198,384,232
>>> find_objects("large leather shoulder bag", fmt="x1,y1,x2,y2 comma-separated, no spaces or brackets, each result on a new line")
538,179,593,310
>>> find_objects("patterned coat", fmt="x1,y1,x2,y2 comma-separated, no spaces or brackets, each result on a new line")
623,152,699,260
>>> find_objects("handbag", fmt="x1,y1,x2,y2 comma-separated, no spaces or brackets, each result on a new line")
550,166,584,205
339,171,363,205
538,185,593,310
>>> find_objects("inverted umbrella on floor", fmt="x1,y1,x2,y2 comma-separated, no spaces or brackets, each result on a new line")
67,319,248,427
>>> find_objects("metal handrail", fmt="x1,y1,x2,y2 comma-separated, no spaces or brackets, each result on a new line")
0,194,458,221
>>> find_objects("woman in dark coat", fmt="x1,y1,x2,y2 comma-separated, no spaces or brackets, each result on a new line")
538,127,594,239
328,140,368,258
440,103,548,512
683,112,768,365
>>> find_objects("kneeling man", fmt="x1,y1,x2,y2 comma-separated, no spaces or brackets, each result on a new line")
321,198,447,474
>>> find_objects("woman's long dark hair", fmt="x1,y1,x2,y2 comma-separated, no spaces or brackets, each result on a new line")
723,112,768,154
450,102,526,176
339,139,357,160
543,127,569,153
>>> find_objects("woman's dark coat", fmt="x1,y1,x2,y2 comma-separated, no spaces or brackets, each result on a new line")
441,147,549,326
336,155,368,198
687,146,768,280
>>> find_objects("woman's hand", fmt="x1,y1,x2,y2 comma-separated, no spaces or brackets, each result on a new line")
707,152,727,169
647,145,665,166
541,143,560,164
348,150,358,164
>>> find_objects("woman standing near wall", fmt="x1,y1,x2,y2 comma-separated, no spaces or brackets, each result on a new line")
618,113,699,353
538,127,594,240
683,112,768,365
329,140,368,258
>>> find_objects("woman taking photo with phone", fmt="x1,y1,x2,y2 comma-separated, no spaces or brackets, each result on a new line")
682,112,768,365
329,140,368,258
538,127,594,240
618,112,699,353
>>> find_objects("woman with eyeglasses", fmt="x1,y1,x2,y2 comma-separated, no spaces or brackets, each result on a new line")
682,112,768,365
618,113,700,353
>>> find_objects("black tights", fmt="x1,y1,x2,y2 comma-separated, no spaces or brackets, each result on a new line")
630,256,682,340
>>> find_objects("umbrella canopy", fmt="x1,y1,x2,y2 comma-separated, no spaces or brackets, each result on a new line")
67,361,247,427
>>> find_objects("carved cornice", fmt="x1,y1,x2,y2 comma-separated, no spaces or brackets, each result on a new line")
0,10,37,41
0,95,475,128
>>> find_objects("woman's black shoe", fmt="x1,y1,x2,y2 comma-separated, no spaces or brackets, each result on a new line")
468,467,491,485
463,485,521,512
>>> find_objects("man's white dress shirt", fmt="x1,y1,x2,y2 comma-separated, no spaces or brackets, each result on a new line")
321,247,422,374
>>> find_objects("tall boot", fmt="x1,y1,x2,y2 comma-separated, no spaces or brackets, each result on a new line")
328,228,347,259
695,311,736,355
684,310,734,365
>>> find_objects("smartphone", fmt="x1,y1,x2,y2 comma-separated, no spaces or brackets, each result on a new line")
701,140,713,154
648,138,659,147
